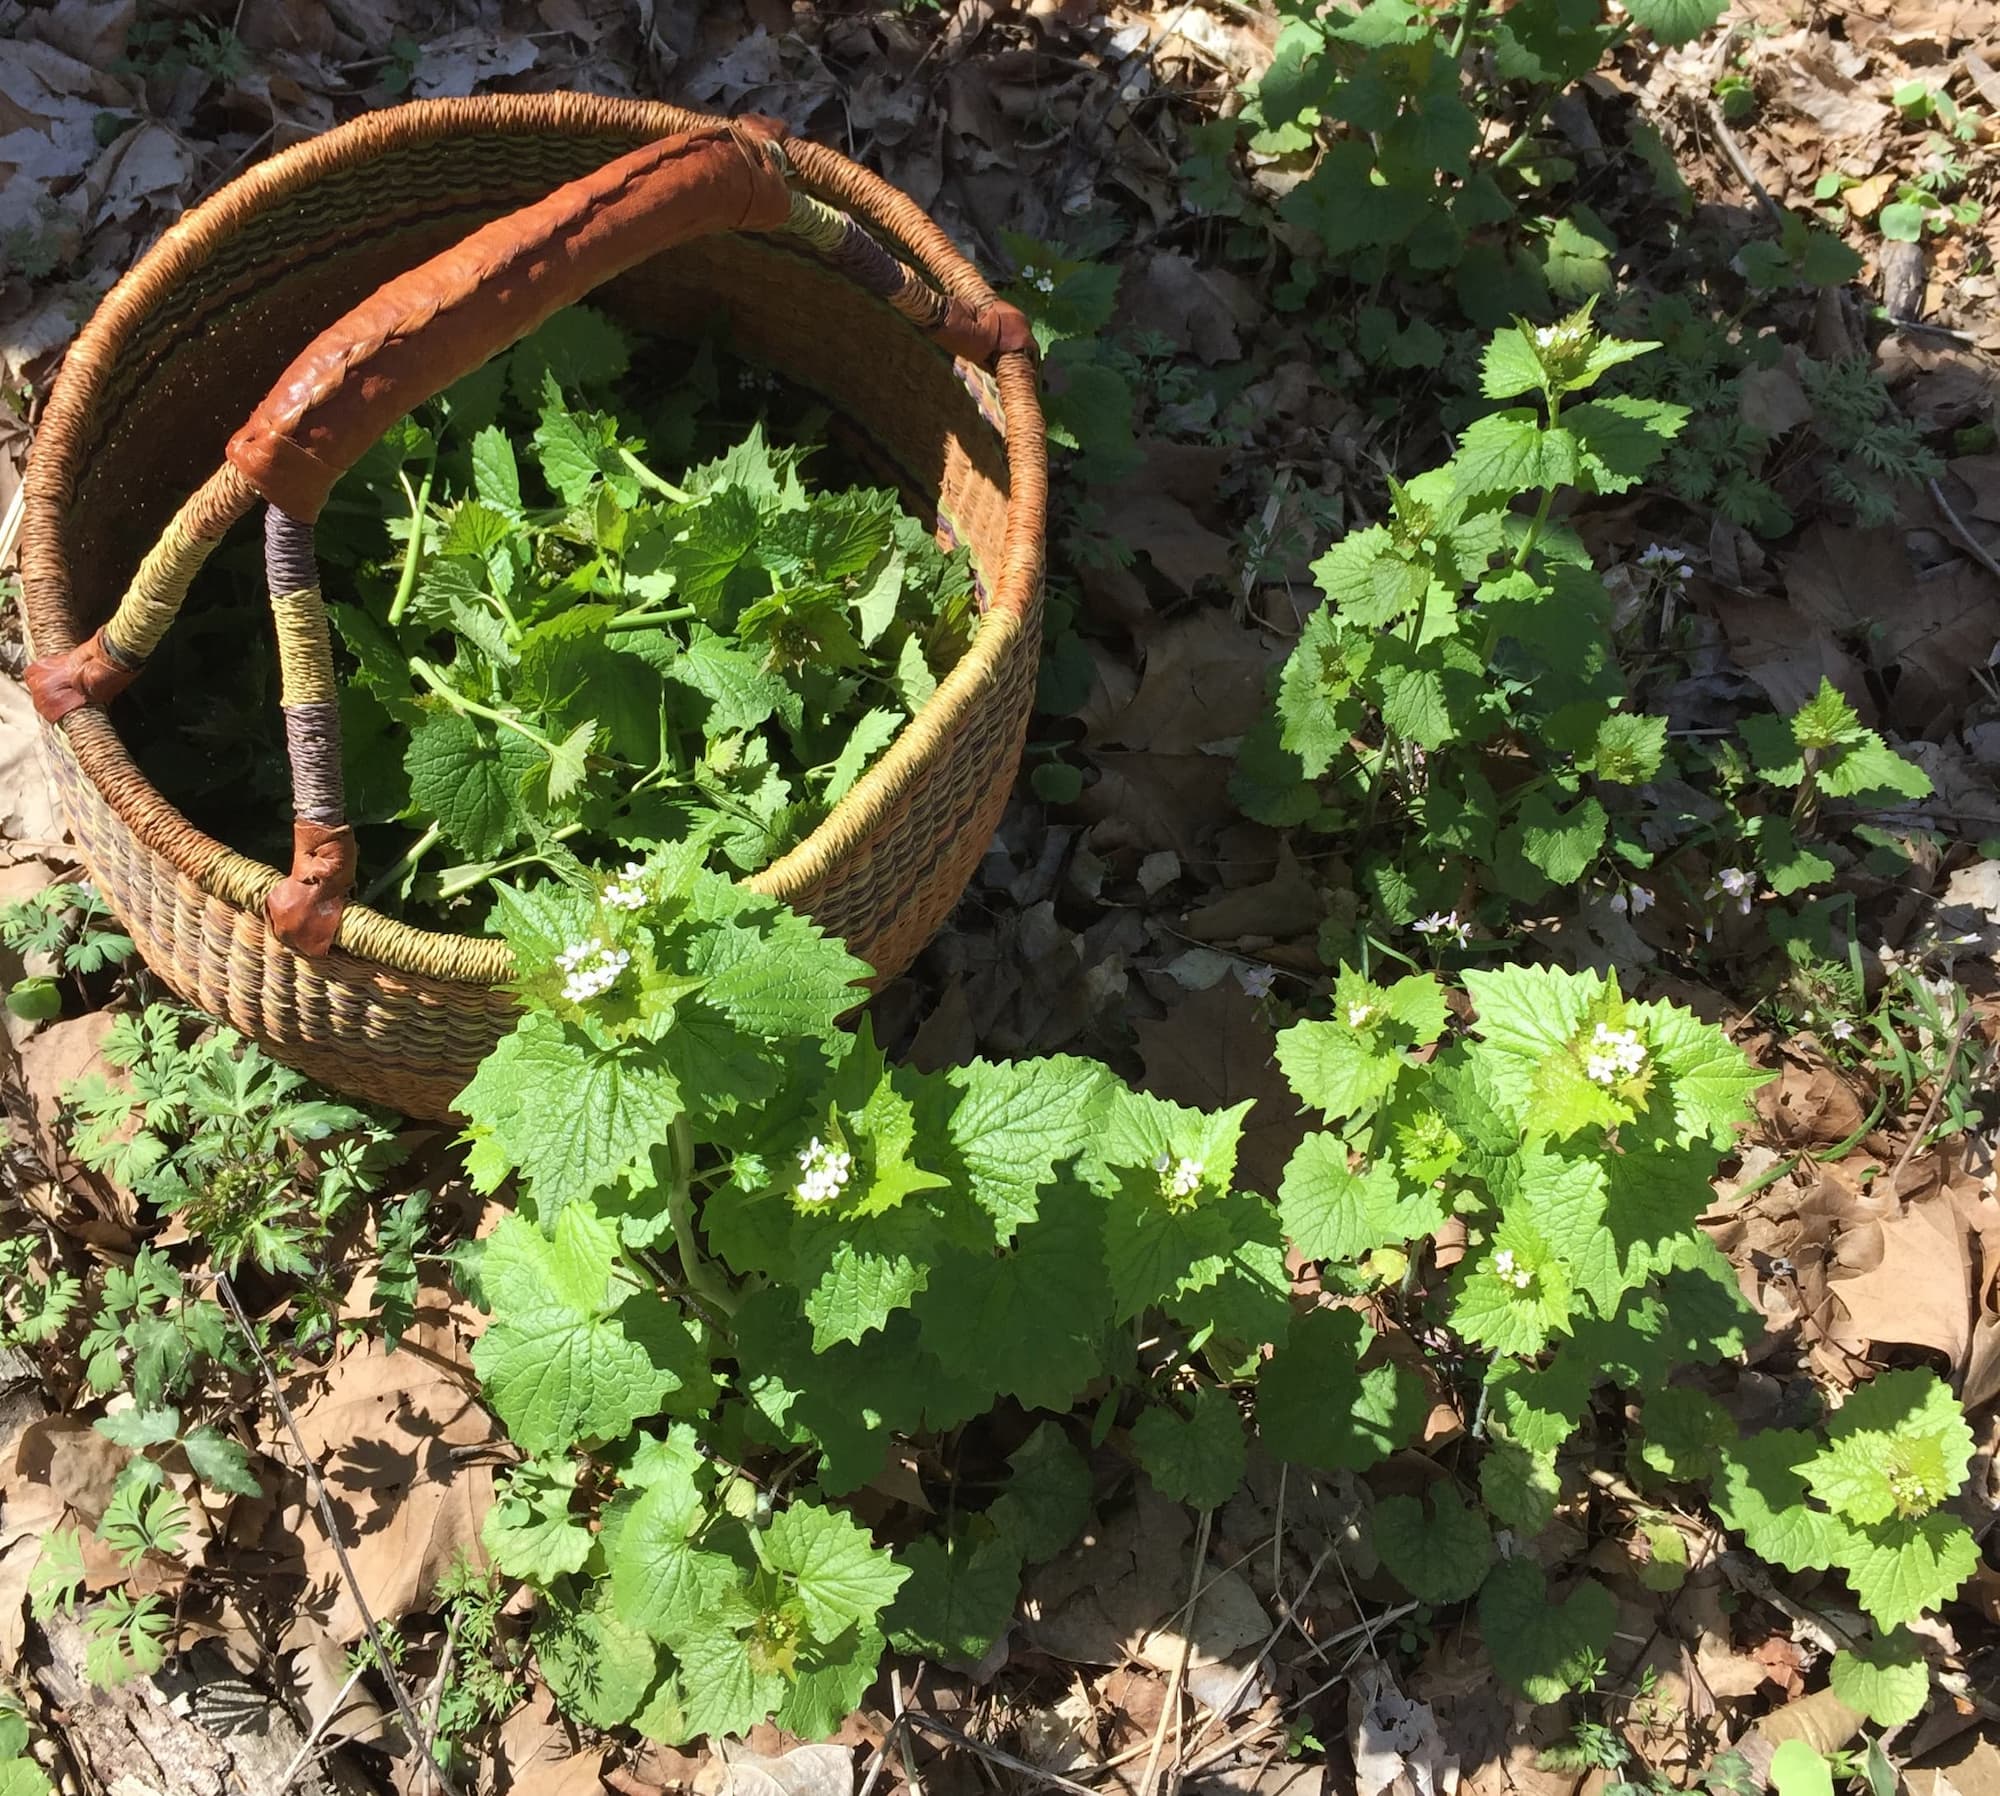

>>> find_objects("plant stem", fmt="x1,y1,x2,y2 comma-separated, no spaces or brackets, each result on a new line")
387,460,437,628
604,605,697,634
618,446,692,504
359,821,441,906
665,1114,738,1318
433,826,583,900
1491,26,1629,171
407,657,560,757
1448,0,1488,61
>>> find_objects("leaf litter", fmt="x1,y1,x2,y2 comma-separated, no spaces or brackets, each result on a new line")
2,0,2000,1789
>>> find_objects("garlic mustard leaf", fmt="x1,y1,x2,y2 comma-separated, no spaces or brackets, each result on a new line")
1132,1386,1247,1511
758,1501,908,1639
1374,1486,1494,1603
1844,1513,1978,1631
887,1533,1022,1664
1478,1560,1614,1703
1829,1630,1929,1728
1258,1306,1422,1473
457,1012,681,1200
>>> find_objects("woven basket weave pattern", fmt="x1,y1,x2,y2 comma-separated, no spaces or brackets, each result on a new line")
21,96,1044,1120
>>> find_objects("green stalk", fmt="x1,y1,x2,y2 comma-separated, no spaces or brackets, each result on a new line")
1491,26,1629,172
618,446,693,505
665,1114,738,1318
433,825,583,900
604,605,697,634
386,459,437,628
1448,0,1488,61
407,657,560,757
358,821,441,907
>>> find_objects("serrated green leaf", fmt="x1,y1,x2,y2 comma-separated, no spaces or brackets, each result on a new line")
759,1500,909,1639
1279,1139,1440,1263
1481,1434,1561,1534
404,712,536,860
457,1013,682,1199
180,1425,262,1497
1373,1486,1494,1603
1478,1560,1615,1703
1131,1386,1246,1511
484,1458,596,1584
1258,1306,1422,1473
1622,0,1726,46
886,1534,1023,1664
535,1583,660,1730
1844,1512,1978,1630
1829,1629,1929,1727
988,1423,1092,1565
1639,1386,1735,1482
937,1056,1113,1240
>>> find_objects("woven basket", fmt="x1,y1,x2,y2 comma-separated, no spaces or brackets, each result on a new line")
18,95,1045,1121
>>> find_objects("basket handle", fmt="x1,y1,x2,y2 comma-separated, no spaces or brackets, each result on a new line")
227,117,795,524
30,115,1034,960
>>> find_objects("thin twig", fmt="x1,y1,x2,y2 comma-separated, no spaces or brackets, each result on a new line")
1139,1505,1212,1796
1702,100,1784,226
270,1658,371,1796
1928,477,2000,585
891,1666,925,1796
1883,1005,1982,1196
902,1714,1103,1796
420,1608,462,1796
215,1275,463,1796
1178,1547,1339,1766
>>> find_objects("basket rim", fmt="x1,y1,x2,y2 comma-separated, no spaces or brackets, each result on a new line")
20,92,1046,990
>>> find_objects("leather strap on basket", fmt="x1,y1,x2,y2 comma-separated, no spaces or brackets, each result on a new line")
34,113,1034,959
227,117,796,522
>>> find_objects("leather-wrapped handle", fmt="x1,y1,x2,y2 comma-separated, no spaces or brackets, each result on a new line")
225,117,795,521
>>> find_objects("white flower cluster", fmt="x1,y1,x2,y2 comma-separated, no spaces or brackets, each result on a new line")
603,862,648,911
1534,325,1558,347
1637,543,1694,585
1347,1001,1376,1029
1413,910,1470,946
1606,883,1654,916
1585,1022,1647,1087
795,1137,854,1206
557,938,629,1003
1492,1247,1533,1290
1019,264,1058,294
1154,1151,1205,1201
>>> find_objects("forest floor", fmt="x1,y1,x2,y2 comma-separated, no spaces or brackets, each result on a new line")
1,1,1999,1794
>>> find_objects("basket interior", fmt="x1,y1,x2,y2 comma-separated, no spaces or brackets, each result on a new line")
54,125,1014,736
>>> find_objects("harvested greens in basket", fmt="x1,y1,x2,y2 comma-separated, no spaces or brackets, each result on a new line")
149,307,978,928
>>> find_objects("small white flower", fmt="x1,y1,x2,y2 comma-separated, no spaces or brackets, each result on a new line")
1413,910,1471,947
1707,866,1756,916
1830,1019,1856,1042
1167,1156,1205,1200
1492,1248,1531,1289
1035,273,1056,294
558,938,630,1003
1628,885,1654,915
1236,964,1277,999
794,1137,854,1205
1535,325,1558,347
1585,1022,1647,1086
1347,1001,1376,1029
1637,543,1693,583
603,861,648,911
1608,888,1628,915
